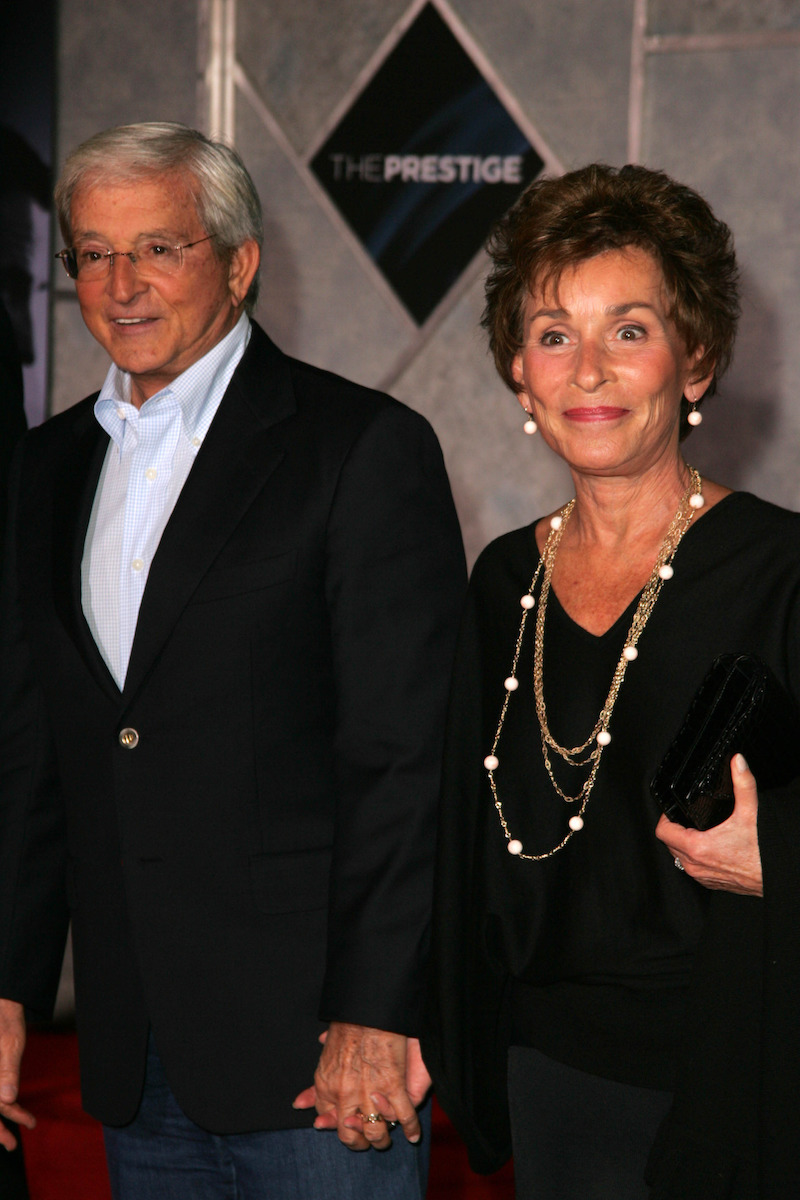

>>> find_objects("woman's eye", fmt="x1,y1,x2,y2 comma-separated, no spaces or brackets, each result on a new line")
617,325,645,340
540,331,568,346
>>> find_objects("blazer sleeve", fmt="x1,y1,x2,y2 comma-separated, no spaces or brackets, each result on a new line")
317,401,465,1036
0,445,70,1016
0,300,27,549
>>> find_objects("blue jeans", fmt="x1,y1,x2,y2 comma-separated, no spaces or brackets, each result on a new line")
103,1036,430,1200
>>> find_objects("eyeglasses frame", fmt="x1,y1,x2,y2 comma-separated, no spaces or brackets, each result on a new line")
54,235,215,281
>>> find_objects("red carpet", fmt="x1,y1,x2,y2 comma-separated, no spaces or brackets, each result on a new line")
19,1030,513,1199
20,1030,111,1200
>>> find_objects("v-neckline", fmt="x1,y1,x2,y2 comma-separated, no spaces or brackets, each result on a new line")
548,585,639,644
538,491,739,641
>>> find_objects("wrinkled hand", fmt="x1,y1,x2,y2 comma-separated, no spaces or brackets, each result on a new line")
655,753,763,896
0,999,35,1150
292,1022,431,1150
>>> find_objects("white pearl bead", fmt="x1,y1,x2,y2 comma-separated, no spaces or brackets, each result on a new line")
568,815,584,832
550,515,563,530
623,645,638,661
508,839,523,855
484,754,499,771
523,418,537,435
687,410,703,426
504,676,519,691
658,564,674,580
597,730,611,746
689,492,705,509
520,594,535,609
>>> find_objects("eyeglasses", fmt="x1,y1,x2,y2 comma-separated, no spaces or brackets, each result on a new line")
55,235,214,281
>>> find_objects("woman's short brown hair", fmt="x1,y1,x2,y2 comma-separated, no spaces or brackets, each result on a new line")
482,163,740,427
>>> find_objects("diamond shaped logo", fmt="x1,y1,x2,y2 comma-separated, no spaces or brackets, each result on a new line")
310,4,544,325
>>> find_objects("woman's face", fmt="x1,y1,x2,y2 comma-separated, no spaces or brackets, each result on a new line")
511,246,713,481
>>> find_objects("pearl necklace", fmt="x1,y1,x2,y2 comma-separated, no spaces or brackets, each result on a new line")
484,467,704,861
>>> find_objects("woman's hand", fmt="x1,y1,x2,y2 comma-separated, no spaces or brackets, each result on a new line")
655,753,763,896
292,1023,425,1149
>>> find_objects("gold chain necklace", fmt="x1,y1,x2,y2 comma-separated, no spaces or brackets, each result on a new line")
484,466,704,861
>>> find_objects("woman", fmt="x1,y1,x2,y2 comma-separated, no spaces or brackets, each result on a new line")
422,164,800,1199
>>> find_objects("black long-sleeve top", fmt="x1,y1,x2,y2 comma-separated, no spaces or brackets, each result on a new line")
423,492,800,1197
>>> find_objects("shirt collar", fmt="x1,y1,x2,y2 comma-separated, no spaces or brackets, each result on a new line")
94,313,251,449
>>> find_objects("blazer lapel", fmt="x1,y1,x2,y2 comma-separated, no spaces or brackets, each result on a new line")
51,401,122,700
122,326,296,702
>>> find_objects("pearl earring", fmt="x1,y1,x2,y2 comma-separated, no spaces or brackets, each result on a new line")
687,390,702,427
523,411,537,435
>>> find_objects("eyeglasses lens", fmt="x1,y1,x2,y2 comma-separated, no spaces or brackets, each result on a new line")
62,242,185,280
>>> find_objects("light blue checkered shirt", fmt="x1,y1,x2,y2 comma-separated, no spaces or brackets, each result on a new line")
81,314,251,689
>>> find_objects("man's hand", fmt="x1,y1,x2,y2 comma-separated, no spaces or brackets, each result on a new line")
292,1022,431,1150
655,753,763,896
0,999,35,1150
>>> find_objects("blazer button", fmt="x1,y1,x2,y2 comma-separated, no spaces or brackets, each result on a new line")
118,727,139,749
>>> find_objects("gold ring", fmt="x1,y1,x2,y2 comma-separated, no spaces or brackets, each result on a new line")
359,1112,383,1124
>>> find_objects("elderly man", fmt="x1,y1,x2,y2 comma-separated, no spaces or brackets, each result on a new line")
0,122,465,1199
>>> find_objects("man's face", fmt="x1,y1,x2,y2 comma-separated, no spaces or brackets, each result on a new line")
70,173,258,407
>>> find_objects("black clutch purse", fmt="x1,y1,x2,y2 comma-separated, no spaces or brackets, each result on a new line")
650,653,800,830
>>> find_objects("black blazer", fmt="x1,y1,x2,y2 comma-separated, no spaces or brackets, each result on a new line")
0,299,26,544
0,323,466,1132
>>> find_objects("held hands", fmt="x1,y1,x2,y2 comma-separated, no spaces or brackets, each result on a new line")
655,753,763,896
292,1022,432,1150
0,999,35,1151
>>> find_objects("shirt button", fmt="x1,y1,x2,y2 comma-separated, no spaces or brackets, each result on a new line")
191,436,201,448
145,468,157,481
116,408,126,421
131,558,144,572
118,727,139,749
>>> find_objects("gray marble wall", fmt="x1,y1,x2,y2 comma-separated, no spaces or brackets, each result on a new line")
52,0,800,564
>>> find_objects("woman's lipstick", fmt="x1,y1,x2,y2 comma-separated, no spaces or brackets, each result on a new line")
563,406,628,421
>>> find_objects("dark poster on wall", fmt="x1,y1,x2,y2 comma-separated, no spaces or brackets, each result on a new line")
311,3,543,325
0,0,55,426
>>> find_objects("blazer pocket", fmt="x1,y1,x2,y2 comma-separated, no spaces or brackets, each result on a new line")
192,549,297,604
249,847,331,914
